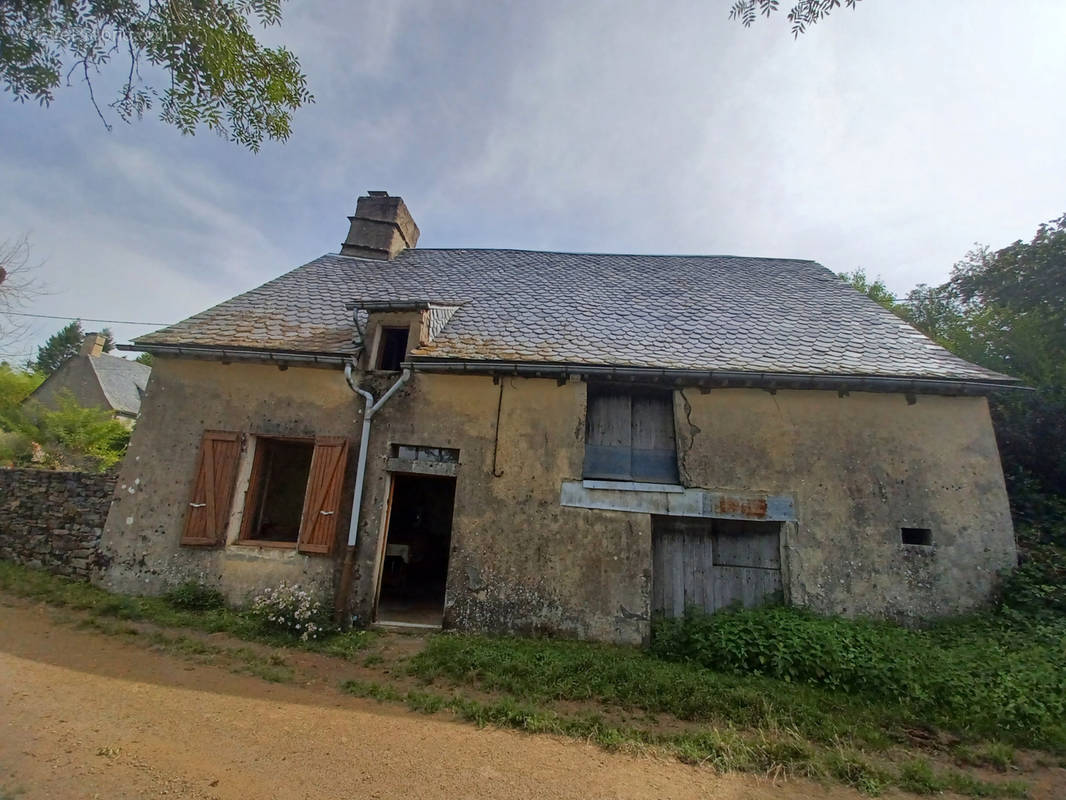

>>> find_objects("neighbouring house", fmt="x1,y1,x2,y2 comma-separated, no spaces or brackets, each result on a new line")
95,193,1019,644
27,333,151,427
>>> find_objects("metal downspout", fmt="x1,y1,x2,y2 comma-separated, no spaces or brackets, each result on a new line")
335,361,412,623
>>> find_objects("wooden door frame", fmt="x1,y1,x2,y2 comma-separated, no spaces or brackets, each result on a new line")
371,471,458,624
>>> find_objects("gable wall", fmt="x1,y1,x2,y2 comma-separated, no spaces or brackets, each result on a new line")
29,356,111,412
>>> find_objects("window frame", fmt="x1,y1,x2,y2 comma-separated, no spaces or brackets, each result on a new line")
232,434,350,554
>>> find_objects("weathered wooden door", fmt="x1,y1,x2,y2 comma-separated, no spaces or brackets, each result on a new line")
652,516,782,617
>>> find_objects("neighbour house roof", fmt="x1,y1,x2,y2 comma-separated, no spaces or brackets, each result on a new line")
134,249,1014,386
90,354,151,415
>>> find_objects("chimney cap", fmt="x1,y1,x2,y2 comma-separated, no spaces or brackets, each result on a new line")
367,190,389,197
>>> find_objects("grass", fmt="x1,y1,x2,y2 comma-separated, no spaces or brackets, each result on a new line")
75,615,297,682
408,632,906,749
340,679,1029,798
0,560,374,659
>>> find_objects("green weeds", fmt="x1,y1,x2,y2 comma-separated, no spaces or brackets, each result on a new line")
0,560,374,659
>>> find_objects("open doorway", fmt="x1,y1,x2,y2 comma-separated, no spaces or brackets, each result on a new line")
376,474,456,627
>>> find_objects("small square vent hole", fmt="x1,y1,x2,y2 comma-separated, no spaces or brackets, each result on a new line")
901,527,933,546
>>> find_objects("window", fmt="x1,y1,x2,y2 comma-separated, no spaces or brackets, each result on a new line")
235,436,349,553
901,527,933,546
584,385,678,483
377,327,409,371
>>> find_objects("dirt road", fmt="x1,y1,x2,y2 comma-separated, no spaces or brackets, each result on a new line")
0,598,1050,800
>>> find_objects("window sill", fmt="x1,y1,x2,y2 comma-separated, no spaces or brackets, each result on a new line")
234,539,298,550
581,479,684,494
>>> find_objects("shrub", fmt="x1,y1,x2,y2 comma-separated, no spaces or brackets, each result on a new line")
164,581,226,611
650,605,1066,749
248,583,328,641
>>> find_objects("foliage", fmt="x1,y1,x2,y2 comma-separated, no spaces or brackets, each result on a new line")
163,580,226,611
1,365,130,471
899,215,1066,537
134,352,153,366
839,268,899,311
649,606,1066,749
730,0,863,37
0,0,312,150
28,321,114,375
248,582,328,641
20,392,131,471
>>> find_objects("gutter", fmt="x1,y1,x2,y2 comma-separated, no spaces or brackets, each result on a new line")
408,359,1023,396
335,361,412,623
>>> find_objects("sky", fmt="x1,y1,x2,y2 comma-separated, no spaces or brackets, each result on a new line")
1,0,1064,363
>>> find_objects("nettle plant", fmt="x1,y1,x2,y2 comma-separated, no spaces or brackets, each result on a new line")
249,583,326,641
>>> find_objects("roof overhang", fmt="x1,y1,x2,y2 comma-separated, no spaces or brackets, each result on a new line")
118,343,353,368
405,357,1025,396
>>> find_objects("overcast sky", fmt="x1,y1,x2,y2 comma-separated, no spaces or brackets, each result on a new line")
2,0,1064,363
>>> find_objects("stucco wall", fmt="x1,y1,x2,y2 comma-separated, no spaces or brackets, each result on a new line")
674,387,1016,622
94,358,359,605
97,357,1015,641
351,374,650,643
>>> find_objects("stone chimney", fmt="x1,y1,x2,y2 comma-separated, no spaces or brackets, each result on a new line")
340,191,420,260
80,332,106,357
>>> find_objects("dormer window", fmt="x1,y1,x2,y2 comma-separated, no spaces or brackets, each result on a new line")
377,327,409,371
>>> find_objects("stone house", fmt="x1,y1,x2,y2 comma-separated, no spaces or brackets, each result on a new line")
95,193,1018,643
27,333,151,428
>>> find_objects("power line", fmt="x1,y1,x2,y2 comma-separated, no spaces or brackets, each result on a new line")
1,311,171,326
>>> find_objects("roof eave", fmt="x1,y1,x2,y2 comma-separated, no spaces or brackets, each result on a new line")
405,357,1024,396
118,343,353,368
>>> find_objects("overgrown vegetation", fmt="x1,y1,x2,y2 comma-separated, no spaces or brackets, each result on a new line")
651,606,1066,750
0,363,130,471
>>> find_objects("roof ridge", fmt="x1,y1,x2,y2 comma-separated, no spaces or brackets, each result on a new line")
330,248,821,263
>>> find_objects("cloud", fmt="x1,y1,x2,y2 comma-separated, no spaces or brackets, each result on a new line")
1,0,1064,360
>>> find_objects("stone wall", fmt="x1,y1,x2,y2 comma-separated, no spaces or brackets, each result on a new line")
0,468,116,580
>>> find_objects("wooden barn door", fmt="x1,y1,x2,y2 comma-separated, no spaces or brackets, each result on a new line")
652,516,782,617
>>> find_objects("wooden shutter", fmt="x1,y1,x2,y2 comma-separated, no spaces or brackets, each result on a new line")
584,388,632,479
631,391,678,483
296,437,350,554
181,431,241,546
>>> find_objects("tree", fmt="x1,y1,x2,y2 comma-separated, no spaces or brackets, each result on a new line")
28,320,114,375
134,351,153,366
839,268,898,311
1,0,312,151
0,236,42,350
730,0,863,36
901,216,1066,534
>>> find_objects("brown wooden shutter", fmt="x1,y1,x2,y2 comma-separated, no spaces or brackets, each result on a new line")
181,431,242,546
296,437,350,554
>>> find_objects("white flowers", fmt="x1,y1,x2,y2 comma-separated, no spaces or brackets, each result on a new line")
249,583,324,641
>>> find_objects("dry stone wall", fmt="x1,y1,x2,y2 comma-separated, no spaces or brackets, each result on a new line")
0,468,115,580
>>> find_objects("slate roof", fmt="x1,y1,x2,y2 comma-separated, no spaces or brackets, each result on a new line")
135,249,1013,383
90,354,151,415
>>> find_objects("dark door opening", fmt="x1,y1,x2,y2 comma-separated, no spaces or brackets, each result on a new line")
376,474,456,626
